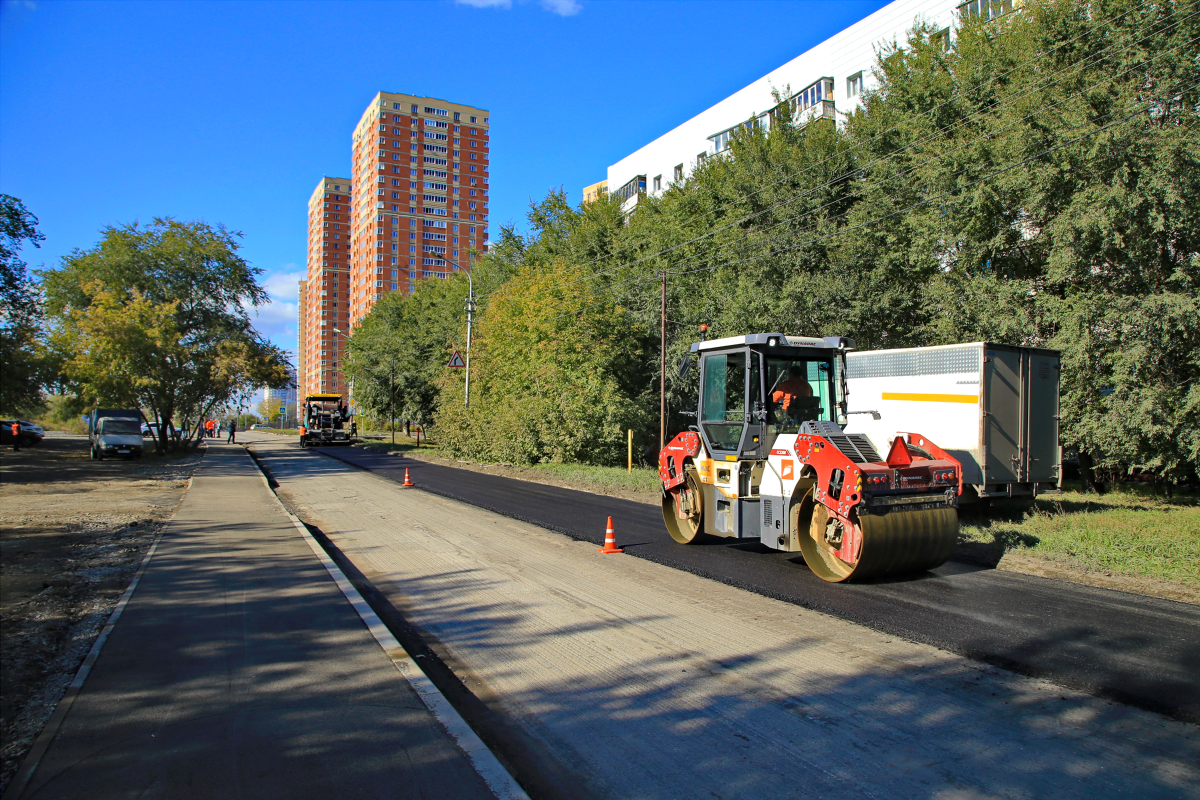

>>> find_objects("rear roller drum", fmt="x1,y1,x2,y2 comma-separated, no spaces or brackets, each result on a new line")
799,499,958,583
662,467,704,544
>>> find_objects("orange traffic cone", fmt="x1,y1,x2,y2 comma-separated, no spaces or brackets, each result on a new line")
402,468,414,487
598,516,623,554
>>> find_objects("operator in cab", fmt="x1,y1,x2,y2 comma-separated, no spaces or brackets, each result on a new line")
771,365,813,424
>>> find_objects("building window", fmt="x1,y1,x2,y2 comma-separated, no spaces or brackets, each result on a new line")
847,72,864,98
653,175,662,192
615,175,646,202
958,0,1021,21
931,27,951,51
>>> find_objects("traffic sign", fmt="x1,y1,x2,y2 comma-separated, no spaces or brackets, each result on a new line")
448,350,466,368
279,406,286,414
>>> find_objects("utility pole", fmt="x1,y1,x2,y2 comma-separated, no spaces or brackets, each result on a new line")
390,355,395,446
465,271,475,409
660,270,667,452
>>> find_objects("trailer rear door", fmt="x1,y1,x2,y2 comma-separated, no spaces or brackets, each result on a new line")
983,349,1022,482
1026,352,1060,483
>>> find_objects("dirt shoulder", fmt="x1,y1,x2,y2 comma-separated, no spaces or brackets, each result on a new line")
0,433,203,795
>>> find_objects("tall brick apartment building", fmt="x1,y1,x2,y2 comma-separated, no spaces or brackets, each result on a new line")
348,92,489,327
299,176,353,397
298,92,489,399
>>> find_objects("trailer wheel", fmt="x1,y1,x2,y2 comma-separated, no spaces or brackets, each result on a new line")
662,466,704,544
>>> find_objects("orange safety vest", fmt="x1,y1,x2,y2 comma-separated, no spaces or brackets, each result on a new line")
205,420,214,430
772,378,812,410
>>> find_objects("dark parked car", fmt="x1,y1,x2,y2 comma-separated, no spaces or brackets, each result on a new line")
1,419,44,447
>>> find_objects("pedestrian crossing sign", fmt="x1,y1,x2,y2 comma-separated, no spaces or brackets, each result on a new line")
448,350,466,368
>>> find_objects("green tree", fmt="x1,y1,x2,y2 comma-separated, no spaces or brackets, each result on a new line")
0,195,47,413
857,0,1200,483
344,270,469,431
44,218,291,450
256,396,284,425
436,258,651,465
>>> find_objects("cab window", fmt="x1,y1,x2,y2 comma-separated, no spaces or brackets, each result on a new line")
701,352,746,451
764,357,833,434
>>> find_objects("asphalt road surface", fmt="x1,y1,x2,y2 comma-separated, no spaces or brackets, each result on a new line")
316,445,1200,724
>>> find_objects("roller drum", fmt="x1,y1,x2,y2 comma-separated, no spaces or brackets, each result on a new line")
662,468,704,544
801,503,958,583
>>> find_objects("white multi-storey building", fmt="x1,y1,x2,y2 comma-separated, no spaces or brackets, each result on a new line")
601,0,1007,208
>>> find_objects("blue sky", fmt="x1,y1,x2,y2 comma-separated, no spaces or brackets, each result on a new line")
0,0,890,360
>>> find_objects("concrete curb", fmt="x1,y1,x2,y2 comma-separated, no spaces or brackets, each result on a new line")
2,477,190,800
245,447,531,800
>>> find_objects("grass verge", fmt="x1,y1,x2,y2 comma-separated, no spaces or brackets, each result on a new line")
959,482,1199,600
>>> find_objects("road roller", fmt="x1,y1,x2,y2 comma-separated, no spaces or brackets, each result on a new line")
659,333,961,582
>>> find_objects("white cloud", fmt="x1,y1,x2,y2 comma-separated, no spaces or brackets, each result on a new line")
261,264,305,304
454,0,581,15
540,0,581,15
247,265,307,362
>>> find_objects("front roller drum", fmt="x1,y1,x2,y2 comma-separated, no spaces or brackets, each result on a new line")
800,502,958,583
662,467,704,544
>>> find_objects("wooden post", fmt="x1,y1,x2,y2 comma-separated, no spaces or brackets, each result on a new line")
627,429,633,473
660,270,666,452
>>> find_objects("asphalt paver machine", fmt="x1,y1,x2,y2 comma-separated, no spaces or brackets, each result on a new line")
659,334,962,582
299,394,355,447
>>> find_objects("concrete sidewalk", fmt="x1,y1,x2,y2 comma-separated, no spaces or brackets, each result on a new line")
11,443,499,800
251,436,1200,800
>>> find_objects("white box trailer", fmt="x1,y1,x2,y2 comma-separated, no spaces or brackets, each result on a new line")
843,342,1061,499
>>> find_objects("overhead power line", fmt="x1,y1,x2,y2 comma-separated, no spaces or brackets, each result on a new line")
547,80,1196,322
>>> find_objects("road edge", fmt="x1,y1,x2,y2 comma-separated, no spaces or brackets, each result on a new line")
244,446,531,800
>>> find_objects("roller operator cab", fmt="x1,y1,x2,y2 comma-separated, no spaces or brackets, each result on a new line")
659,334,961,583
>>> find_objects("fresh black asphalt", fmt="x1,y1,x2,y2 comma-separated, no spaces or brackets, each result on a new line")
315,446,1200,724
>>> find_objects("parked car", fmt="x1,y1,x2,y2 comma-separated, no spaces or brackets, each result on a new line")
88,409,143,459
1,420,43,447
